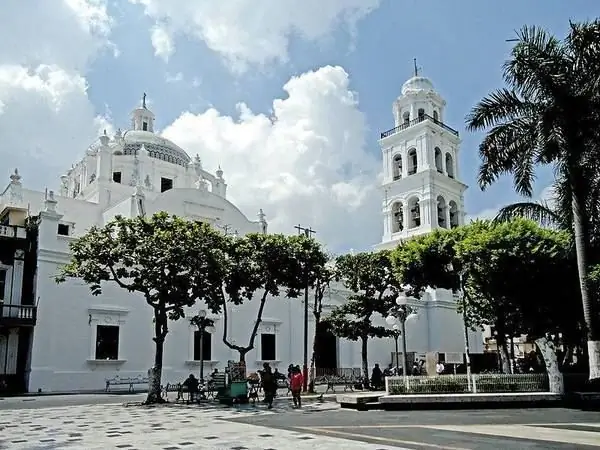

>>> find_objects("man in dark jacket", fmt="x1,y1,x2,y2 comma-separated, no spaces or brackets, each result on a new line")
261,363,277,409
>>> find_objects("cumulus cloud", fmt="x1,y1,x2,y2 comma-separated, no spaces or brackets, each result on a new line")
0,0,114,72
151,26,174,62
0,65,107,181
0,0,114,186
130,0,381,71
161,65,381,252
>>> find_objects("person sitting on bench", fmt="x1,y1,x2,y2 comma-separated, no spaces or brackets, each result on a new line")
181,374,199,401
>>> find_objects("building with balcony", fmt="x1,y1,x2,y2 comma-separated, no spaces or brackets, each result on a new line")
370,71,483,365
0,97,359,393
0,182,39,393
1,86,483,394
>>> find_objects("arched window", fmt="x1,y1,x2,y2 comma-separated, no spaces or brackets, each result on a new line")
449,201,459,228
392,154,402,180
445,153,455,178
392,202,404,233
407,148,418,175
434,147,443,173
433,110,439,122
437,195,447,228
418,108,425,121
408,197,420,228
402,111,410,125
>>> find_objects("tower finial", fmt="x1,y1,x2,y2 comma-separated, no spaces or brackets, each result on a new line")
142,92,147,109
413,58,419,77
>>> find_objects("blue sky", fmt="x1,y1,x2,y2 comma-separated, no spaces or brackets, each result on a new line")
1,0,598,251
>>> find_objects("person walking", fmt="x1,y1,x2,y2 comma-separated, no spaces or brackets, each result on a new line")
290,366,304,408
261,363,277,409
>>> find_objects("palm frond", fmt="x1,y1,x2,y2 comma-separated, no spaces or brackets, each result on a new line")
494,201,563,229
466,89,534,131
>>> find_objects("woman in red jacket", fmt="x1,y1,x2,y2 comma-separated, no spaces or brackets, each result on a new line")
290,365,304,408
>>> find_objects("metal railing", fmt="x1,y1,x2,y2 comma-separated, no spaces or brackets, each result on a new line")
385,373,549,395
380,114,459,139
315,367,363,378
0,304,37,324
0,225,26,239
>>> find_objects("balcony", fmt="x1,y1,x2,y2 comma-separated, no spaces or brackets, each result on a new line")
380,114,459,139
0,304,37,327
0,225,27,240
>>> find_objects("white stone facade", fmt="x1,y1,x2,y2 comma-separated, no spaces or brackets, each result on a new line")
374,74,483,360
0,87,482,393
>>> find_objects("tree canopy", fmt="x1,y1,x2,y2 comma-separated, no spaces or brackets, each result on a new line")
327,250,399,379
207,232,328,363
465,19,600,377
57,212,228,403
390,218,583,372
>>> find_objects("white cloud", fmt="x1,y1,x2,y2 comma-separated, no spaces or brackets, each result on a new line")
131,0,381,71
0,0,114,72
161,65,381,252
0,65,108,177
151,26,174,62
0,0,115,186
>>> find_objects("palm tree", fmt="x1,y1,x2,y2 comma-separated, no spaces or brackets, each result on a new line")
466,20,600,379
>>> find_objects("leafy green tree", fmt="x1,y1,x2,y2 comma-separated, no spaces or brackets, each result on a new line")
56,213,227,404
391,219,582,389
466,20,600,379
326,250,398,381
308,259,338,389
206,233,327,364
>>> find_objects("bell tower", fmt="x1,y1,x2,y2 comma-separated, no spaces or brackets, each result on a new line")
131,93,155,132
376,67,467,250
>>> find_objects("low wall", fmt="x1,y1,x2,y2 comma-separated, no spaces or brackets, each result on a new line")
385,373,549,395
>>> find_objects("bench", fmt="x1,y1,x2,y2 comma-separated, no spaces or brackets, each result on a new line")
161,383,182,401
323,375,355,393
277,378,291,396
105,376,148,393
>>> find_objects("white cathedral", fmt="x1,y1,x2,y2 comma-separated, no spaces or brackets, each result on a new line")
0,75,482,393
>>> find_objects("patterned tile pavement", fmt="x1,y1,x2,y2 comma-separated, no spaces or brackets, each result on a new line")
0,401,404,449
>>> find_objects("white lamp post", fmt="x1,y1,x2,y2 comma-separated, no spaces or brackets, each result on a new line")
386,292,418,384
447,263,472,390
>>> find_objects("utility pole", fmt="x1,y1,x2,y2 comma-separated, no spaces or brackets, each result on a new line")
294,224,316,392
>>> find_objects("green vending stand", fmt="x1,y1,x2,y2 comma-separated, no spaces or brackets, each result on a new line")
230,380,248,400
220,361,248,405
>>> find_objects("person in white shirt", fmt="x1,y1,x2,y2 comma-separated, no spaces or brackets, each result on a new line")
435,362,445,375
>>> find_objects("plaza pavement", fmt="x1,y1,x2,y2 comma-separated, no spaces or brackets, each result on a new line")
0,398,402,449
1,393,599,449
230,405,600,449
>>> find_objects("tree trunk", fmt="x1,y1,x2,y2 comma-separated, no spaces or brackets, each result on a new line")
571,185,600,380
496,335,511,374
309,324,318,393
145,335,165,404
145,309,167,405
535,337,564,395
361,336,369,387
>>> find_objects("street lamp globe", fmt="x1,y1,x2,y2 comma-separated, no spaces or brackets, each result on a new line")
206,325,216,334
392,324,399,331
198,309,207,318
396,293,408,306
406,312,419,323
385,315,396,325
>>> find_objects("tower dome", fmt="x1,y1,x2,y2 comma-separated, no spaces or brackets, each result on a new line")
401,76,435,96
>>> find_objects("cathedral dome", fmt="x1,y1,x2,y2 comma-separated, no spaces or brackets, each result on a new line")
401,76,435,96
121,130,191,167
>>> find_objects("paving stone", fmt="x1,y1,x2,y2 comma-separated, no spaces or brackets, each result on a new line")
0,402,399,449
